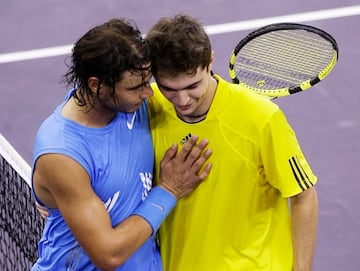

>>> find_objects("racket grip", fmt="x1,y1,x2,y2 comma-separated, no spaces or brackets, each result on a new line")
132,186,176,236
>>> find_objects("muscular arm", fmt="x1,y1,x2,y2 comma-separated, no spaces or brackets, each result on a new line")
290,187,318,271
34,153,152,270
33,136,212,271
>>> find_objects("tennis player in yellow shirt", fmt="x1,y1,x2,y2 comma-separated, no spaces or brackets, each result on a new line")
147,14,318,271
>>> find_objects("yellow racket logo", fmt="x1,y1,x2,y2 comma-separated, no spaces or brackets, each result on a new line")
257,80,266,87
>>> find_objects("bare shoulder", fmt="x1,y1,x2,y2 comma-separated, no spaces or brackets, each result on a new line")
33,153,91,209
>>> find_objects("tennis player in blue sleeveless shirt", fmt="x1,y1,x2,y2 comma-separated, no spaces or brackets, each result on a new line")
32,90,158,270
31,19,212,271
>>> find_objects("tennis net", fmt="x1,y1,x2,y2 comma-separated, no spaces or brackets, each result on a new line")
0,134,44,270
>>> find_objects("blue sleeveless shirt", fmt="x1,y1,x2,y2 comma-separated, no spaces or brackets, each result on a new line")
31,90,162,271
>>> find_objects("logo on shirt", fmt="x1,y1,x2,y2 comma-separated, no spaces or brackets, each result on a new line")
104,191,120,212
102,172,152,213
140,172,153,200
65,244,84,270
180,133,192,145
127,111,137,130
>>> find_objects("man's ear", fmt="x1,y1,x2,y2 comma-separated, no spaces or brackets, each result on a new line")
207,51,215,72
210,51,215,64
88,77,101,94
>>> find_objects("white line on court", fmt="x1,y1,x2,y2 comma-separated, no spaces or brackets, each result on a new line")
1,5,359,64
204,5,360,34
0,45,72,65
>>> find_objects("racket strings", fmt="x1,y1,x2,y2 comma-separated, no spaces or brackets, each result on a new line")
240,32,333,72
234,30,335,89
239,31,333,70
240,44,331,76
236,44,331,81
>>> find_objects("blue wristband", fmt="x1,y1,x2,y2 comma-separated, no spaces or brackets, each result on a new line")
133,186,177,235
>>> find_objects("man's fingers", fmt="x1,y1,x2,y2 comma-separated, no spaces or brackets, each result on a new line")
191,148,212,173
161,143,178,164
197,163,212,180
185,138,209,165
158,136,212,200
36,202,50,219
176,135,199,161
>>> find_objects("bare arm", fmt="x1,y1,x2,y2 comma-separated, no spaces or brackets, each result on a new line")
290,187,318,271
33,135,211,271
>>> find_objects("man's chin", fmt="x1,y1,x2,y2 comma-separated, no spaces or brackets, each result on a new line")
175,106,193,116
118,103,143,113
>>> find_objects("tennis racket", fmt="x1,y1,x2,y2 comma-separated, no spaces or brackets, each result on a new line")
229,22,338,99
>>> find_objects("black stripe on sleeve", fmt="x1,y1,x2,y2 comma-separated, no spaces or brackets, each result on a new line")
288,156,314,191
292,157,310,189
289,158,305,191
294,155,314,187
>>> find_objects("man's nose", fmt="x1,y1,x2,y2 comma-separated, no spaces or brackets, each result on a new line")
140,85,154,99
176,91,189,105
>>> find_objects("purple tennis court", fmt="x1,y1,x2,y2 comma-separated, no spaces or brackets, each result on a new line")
1,1,359,270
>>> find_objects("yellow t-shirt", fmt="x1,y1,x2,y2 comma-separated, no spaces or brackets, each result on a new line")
148,75,317,271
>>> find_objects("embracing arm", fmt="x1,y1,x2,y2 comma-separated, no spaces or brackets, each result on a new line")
290,187,318,271
33,135,211,271
33,153,151,270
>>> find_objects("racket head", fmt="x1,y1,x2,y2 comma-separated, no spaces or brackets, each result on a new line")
229,22,338,98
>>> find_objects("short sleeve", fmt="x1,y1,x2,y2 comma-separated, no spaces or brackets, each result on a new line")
259,108,317,197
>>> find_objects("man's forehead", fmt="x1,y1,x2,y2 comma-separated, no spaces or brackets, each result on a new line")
127,68,152,78
120,70,152,85
157,70,201,89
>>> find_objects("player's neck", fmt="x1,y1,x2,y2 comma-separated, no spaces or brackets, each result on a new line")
62,95,116,128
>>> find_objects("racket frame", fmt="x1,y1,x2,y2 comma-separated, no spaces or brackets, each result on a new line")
229,22,339,98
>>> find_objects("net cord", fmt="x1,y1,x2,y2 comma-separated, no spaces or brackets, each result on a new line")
0,133,31,187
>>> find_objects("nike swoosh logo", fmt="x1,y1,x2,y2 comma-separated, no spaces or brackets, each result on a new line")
104,191,120,212
127,112,137,130
150,202,165,213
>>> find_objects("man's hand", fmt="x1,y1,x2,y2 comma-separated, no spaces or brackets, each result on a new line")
36,202,50,219
158,135,212,199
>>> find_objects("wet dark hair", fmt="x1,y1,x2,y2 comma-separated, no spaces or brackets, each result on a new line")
146,14,212,78
63,18,151,107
